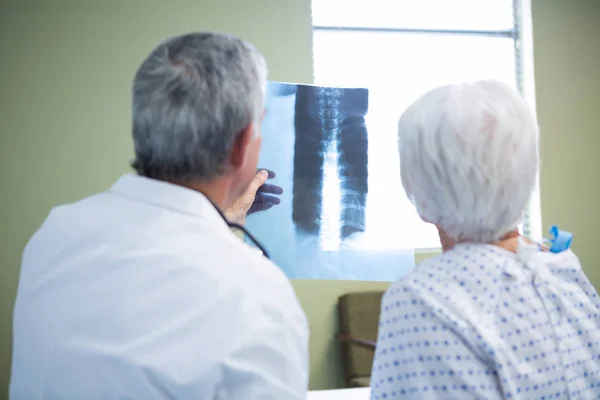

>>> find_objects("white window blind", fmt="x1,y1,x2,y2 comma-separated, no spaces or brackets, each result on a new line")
311,0,542,250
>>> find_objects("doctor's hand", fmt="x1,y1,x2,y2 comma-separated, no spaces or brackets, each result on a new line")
225,169,283,225
249,169,283,215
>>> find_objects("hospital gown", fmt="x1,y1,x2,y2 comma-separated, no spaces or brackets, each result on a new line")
371,243,600,399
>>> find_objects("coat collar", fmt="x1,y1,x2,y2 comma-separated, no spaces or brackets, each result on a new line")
108,174,229,231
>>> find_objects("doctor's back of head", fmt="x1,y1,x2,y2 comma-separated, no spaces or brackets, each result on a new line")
10,32,309,400
131,32,268,203
397,80,539,248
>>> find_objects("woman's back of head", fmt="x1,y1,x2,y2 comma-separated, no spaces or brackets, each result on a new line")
398,80,539,244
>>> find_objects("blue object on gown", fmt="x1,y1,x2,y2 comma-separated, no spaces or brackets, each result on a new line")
548,225,573,253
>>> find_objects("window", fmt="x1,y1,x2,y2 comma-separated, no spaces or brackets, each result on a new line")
311,0,542,250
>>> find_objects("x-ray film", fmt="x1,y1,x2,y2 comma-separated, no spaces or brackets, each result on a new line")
245,81,415,281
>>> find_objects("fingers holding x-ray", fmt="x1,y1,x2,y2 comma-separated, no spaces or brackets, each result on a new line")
258,168,276,179
258,183,284,195
248,192,281,214
256,169,283,195
248,168,283,215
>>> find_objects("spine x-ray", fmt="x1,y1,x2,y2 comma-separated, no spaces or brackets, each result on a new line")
246,81,414,281
293,85,368,240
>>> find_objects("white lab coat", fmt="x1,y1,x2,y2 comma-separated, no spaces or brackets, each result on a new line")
10,174,309,400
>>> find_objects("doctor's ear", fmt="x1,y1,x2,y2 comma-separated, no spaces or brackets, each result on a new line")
230,123,258,170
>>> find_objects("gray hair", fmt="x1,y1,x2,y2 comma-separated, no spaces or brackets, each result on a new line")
131,32,268,182
398,80,539,243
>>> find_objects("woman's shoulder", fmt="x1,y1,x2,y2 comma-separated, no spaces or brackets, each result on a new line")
392,244,508,289
382,247,490,311
385,245,592,308
534,249,597,291
385,245,597,309
536,248,582,272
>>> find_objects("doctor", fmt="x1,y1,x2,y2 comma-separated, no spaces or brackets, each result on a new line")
10,32,309,399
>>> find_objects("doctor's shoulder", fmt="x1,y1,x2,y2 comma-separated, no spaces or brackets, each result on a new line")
178,227,304,309
223,232,307,316
222,231,300,294
21,194,106,255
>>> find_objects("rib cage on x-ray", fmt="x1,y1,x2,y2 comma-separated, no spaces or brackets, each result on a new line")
292,85,369,242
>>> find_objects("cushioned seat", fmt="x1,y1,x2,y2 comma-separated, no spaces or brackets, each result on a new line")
336,291,384,388
349,377,371,388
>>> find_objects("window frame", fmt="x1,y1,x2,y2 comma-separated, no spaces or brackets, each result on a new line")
310,0,543,250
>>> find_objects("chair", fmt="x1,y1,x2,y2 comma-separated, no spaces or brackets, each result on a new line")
335,290,384,388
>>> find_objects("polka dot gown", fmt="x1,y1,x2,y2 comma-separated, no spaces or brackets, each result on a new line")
371,243,600,399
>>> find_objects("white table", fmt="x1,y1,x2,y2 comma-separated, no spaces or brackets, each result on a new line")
307,387,371,400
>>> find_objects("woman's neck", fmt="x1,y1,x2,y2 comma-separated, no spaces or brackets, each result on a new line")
439,228,526,253
492,230,521,253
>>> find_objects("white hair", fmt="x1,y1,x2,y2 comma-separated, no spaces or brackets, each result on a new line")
398,80,539,243
131,32,268,182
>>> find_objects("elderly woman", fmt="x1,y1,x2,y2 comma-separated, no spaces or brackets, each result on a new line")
370,80,600,399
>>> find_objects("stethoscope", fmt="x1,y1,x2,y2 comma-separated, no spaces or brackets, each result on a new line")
208,200,271,260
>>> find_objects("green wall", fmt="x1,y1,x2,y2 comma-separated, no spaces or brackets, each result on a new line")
0,1,314,396
1,0,599,395
533,0,600,286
